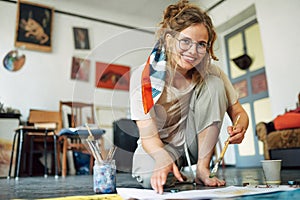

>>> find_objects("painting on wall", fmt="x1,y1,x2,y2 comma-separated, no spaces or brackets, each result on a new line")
70,57,90,82
73,27,90,50
95,62,130,91
15,0,54,52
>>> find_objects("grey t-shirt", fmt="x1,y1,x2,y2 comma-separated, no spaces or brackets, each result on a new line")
130,63,238,147
153,79,196,146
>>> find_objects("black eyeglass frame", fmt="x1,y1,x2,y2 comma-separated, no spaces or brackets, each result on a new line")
175,37,209,54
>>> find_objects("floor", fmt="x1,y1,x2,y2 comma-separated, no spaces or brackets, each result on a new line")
1,167,300,199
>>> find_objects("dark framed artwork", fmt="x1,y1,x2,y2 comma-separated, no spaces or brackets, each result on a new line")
73,27,90,50
15,0,54,52
95,62,130,91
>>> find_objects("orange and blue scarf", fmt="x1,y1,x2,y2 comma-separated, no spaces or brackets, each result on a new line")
141,43,167,114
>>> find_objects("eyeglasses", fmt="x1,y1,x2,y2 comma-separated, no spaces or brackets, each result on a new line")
175,37,209,54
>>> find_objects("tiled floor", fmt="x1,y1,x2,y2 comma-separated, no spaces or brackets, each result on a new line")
0,167,299,199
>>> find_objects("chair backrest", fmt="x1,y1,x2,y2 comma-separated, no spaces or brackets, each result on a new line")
28,109,62,132
59,101,95,128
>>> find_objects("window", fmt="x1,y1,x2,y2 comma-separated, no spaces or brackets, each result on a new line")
225,19,271,166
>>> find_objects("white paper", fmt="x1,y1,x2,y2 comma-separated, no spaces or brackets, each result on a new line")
117,185,295,200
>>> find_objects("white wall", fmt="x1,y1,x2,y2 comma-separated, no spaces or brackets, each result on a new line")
212,0,300,117
0,1,155,122
255,0,300,115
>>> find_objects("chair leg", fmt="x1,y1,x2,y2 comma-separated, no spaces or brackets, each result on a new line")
8,131,18,178
89,156,94,175
62,136,68,177
56,138,61,175
29,136,34,176
53,135,58,178
44,132,48,177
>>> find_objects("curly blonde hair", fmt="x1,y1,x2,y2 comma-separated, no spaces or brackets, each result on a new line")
156,0,218,82
158,0,217,59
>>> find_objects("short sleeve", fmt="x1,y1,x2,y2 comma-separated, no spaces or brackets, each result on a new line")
208,64,239,106
130,64,151,120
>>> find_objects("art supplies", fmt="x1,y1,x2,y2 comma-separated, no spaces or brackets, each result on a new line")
209,115,240,178
93,160,117,194
85,123,104,163
85,124,118,194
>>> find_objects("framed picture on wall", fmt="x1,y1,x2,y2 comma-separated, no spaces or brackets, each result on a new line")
95,62,130,91
70,56,90,82
73,27,90,50
15,0,54,52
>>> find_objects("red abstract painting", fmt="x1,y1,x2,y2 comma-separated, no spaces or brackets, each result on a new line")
95,62,130,91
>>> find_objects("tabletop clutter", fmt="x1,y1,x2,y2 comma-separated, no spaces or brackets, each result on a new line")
85,124,117,194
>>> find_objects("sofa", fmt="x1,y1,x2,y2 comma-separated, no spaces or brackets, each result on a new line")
256,120,300,167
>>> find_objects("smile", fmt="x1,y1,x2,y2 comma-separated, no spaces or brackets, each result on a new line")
181,54,197,63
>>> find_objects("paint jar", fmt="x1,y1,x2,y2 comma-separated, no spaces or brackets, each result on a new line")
93,160,116,194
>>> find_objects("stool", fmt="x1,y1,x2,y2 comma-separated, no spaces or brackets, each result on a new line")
8,126,58,179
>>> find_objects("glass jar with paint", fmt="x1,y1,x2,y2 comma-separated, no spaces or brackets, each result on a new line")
93,160,116,194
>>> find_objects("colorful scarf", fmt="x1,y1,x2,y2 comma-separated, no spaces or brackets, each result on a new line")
141,43,167,114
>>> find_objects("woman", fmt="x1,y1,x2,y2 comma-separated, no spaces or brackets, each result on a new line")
130,0,249,194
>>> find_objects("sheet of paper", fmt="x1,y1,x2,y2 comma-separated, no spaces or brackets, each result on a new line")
117,185,296,200
30,194,122,200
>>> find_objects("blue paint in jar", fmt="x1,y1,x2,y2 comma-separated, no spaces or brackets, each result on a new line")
93,160,116,194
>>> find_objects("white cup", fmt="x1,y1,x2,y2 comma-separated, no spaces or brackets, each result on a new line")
261,160,282,185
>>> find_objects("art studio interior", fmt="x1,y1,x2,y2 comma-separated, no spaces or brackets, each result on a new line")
0,0,299,199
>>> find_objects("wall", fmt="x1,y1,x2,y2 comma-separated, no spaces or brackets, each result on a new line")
0,1,155,123
255,0,300,115
212,0,300,117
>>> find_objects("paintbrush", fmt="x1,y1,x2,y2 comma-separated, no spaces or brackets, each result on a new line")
85,123,94,141
85,123,103,162
106,145,117,162
209,115,241,178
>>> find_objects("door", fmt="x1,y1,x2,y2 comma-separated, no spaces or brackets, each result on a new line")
225,19,272,167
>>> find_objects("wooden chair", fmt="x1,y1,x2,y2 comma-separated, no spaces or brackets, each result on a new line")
58,101,105,177
26,109,61,177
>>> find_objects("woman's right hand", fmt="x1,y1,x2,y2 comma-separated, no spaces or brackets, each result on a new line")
151,161,183,194
136,119,184,194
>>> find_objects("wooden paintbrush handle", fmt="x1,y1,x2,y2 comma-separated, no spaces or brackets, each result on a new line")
219,115,241,160
233,115,241,128
219,138,230,159
85,123,93,137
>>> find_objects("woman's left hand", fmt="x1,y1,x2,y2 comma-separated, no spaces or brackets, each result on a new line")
227,123,246,144
226,102,249,144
